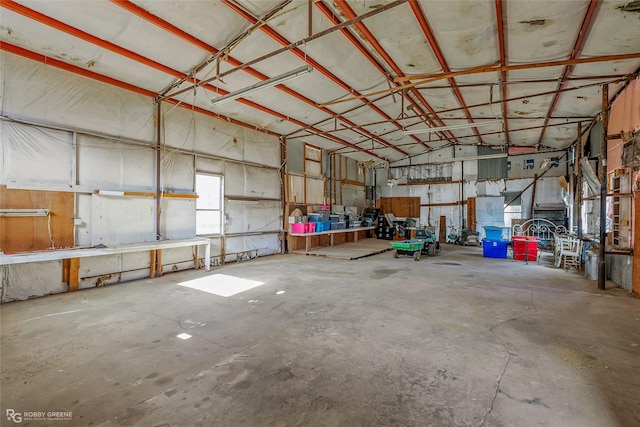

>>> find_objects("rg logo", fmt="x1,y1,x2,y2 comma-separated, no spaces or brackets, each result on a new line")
6,409,22,423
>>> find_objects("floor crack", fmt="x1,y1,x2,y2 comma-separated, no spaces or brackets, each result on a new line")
480,316,524,427
529,290,538,311
480,348,510,427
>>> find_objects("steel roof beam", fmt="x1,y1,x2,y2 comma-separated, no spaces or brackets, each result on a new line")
316,2,435,149
110,0,391,159
408,1,484,145
1,0,385,160
326,0,459,146
334,119,586,154
0,41,281,136
536,0,601,147
495,0,510,144
221,0,410,157
2,41,382,157
287,70,631,140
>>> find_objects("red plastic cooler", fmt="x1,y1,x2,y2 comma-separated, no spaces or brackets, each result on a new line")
513,236,539,261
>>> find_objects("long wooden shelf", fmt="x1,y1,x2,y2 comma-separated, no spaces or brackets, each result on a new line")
289,226,375,252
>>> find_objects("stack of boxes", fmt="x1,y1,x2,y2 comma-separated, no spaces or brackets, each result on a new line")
482,226,508,258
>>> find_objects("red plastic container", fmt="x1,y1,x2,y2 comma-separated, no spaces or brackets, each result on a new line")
513,236,539,261
307,222,316,233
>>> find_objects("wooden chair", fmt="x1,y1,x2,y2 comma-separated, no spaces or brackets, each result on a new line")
558,237,582,271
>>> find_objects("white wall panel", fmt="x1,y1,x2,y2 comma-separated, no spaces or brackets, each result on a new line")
161,198,196,240
195,157,224,175
90,194,155,245
76,193,92,246
534,177,564,207
224,234,280,260
224,162,280,199
0,120,72,185
508,151,567,179
2,262,66,302
225,200,280,234
341,184,365,213
506,178,534,220
162,106,280,167
77,134,154,191
162,151,194,192
306,177,324,204
289,174,304,204
1,53,155,142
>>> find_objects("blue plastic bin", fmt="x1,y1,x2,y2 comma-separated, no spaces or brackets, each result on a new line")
484,226,504,241
308,213,321,222
482,240,508,259
316,221,331,232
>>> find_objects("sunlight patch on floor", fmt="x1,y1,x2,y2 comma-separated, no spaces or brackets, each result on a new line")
178,274,264,297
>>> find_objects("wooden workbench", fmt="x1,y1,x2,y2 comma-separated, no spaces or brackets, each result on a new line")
0,237,211,291
288,226,375,252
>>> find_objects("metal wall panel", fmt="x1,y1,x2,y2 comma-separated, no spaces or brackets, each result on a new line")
477,147,508,180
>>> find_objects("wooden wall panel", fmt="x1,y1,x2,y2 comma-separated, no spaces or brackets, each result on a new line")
377,197,420,217
0,187,74,253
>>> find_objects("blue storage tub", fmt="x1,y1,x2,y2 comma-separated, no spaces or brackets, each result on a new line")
315,221,331,232
308,213,321,222
482,239,508,259
484,226,504,241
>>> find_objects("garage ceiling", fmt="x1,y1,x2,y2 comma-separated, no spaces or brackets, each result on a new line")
1,0,640,163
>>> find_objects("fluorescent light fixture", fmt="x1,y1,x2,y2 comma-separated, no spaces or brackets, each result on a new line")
0,209,49,217
211,65,313,106
402,119,503,135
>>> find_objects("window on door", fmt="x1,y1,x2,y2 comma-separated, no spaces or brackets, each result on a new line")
195,174,223,235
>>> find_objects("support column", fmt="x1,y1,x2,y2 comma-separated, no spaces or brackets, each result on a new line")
155,101,162,241
598,84,608,291
281,136,287,255
576,122,583,238
633,191,640,296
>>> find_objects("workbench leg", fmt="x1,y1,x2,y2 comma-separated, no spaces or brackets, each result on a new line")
62,259,70,283
330,234,335,246
205,242,211,271
194,245,201,270
68,258,79,292
156,249,163,277
150,250,157,278
354,231,359,243
306,236,311,252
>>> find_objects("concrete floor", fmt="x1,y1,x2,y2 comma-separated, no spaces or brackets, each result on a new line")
1,244,639,427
